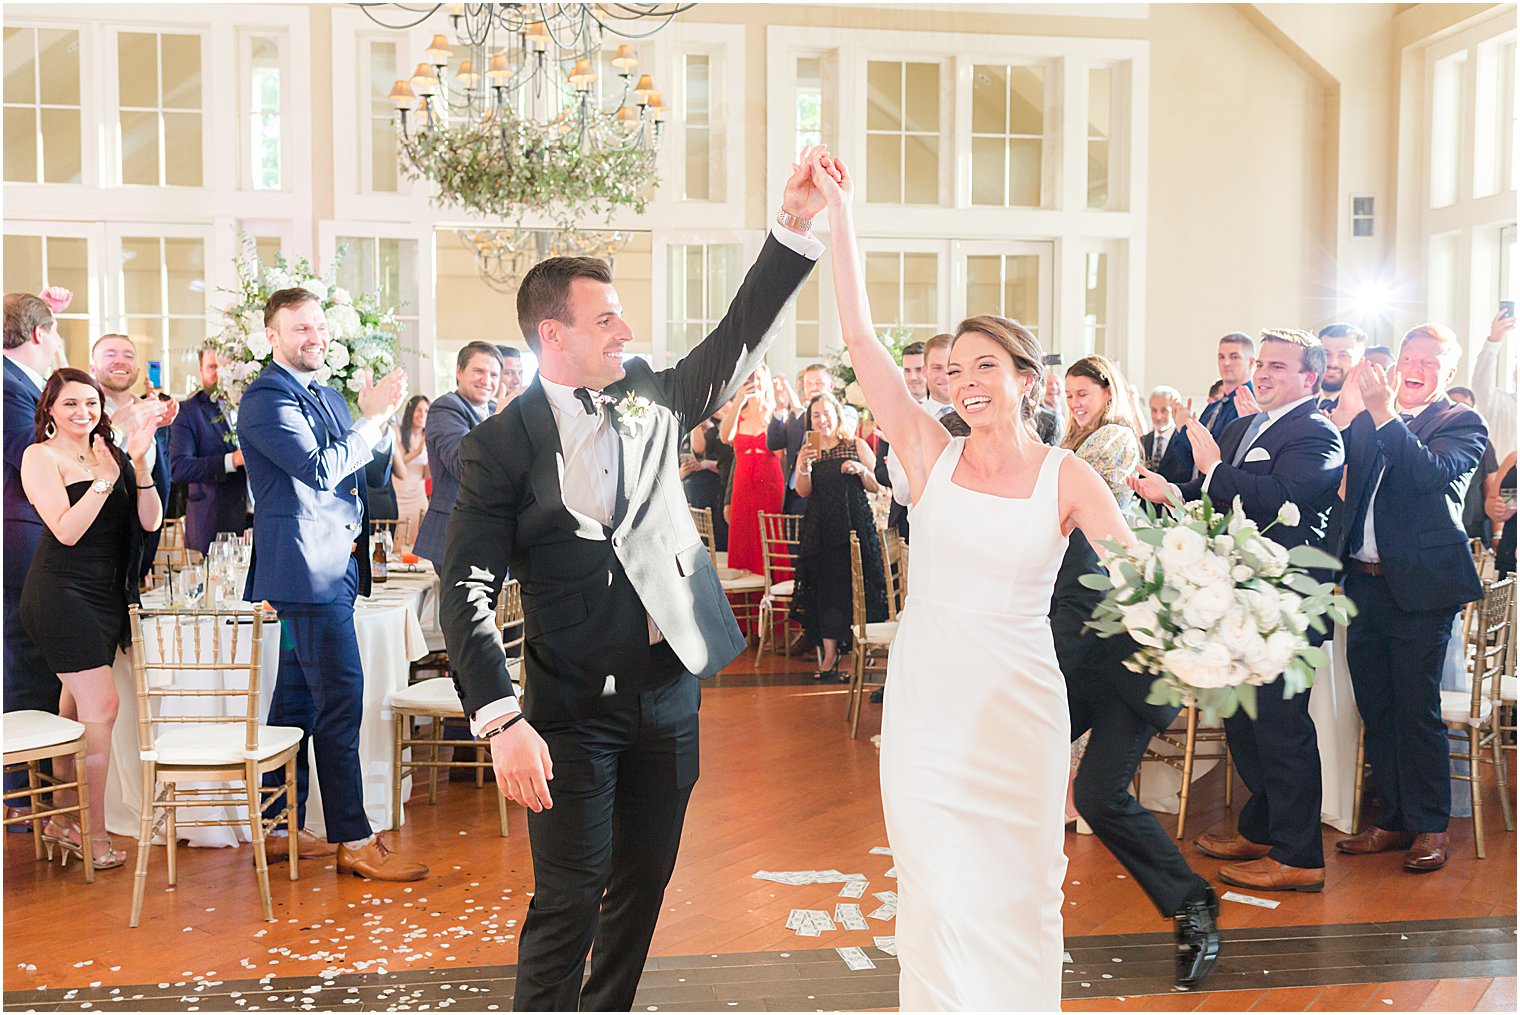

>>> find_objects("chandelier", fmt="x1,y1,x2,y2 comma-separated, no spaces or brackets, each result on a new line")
459,226,636,293
362,4,694,228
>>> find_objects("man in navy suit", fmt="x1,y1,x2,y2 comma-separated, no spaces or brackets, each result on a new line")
169,348,249,553
90,334,176,579
1332,324,1487,873
1133,329,1344,894
411,342,502,567
1170,333,1257,479
3,294,65,722
1141,385,1192,484
238,287,426,881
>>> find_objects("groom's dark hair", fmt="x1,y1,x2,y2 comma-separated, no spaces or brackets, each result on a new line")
517,257,614,355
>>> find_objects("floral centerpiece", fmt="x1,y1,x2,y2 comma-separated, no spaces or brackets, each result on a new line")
1082,495,1357,721
209,237,403,412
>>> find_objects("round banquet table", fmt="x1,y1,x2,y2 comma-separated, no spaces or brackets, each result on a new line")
104,572,437,846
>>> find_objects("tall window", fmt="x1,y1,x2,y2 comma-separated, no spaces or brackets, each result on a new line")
864,251,938,342
667,243,742,356
1087,67,1113,209
336,235,419,371
1083,252,1110,358
866,61,939,205
247,34,282,191
3,27,82,184
682,54,722,201
3,234,91,365
118,236,208,394
1429,50,1465,209
794,270,822,358
796,56,823,152
966,254,1040,330
367,40,398,192
970,63,1044,208
1475,37,1515,198
117,32,203,187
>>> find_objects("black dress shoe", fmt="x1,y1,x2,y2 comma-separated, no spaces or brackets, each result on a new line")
1173,883,1221,991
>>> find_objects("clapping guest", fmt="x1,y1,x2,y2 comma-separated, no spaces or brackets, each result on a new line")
766,362,833,514
1061,355,1142,513
413,343,502,567
722,365,784,574
1471,310,1516,461
1315,323,1366,413
169,348,249,553
1333,324,1487,874
392,395,430,549
792,392,885,680
495,345,527,410
89,335,176,578
1363,345,1394,372
239,287,425,879
1170,333,1256,480
20,368,163,870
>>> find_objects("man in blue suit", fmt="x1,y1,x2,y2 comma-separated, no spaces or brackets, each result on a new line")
1170,332,1258,479
238,287,426,881
1332,324,1487,874
411,342,502,567
169,348,249,553
3,294,65,721
1133,329,1344,894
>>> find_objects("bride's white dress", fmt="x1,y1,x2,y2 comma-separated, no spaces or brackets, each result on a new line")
880,437,1071,1011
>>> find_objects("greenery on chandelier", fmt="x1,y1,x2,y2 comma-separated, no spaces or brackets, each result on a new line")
399,115,659,227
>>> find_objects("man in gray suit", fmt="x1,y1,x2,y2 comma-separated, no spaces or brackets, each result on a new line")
411,342,502,566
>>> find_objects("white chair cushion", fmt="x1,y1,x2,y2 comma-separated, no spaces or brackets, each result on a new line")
765,580,796,598
389,665,522,713
3,711,85,755
721,573,767,593
862,620,899,645
715,552,729,569
1441,690,1493,728
149,724,303,765
1501,674,1516,704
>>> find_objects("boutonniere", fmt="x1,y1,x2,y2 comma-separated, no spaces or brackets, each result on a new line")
614,392,656,427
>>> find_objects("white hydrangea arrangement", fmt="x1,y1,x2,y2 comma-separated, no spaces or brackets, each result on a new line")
1082,495,1357,721
211,236,402,410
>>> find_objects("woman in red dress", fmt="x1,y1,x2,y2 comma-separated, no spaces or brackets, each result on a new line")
722,365,785,575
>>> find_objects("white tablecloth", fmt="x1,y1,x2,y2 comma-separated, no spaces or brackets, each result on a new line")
105,585,429,846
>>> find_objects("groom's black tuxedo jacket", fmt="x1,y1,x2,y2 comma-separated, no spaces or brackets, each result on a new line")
439,235,814,721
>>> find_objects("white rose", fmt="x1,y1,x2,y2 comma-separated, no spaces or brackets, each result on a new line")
1231,564,1255,583
265,268,291,290
1120,600,1165,648
314,366,333,386
246,332,273,360
330,286,352,305
1163,642,1232,689
326,305,363,341
1227,497,1249,536
346,375,365,393
1212,534,1235,555
299,278,329,300
845,381,866,406
1249,588,1281,631
1158,526,1208,572
1259,540,1291,578
1188,551,1233,588
1242,630,1274,677
1266,630,1301,674
1218,604,1258,647
1180,581,1232,630
1278,589,1309,633
1180,627,1208,649
1276,502,1302,528
325,341,351,370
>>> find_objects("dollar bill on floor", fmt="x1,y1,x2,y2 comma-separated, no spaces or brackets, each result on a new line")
807,909,836,931
872,890,898,905
1062,951,1073,963
885,865,898,877
866,902,897,921
838,879,868,898
786,909,807,930
837,946,876,971
869,846,893,856
874,936,898,957
1220,891,1280,910
835,903,869,931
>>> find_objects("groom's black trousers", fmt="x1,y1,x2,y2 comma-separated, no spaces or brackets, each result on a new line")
513,669,700,1012
1070,690,1210,917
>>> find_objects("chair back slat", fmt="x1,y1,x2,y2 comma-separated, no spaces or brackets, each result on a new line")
690,506,718,570
128,605,267,756
497,579,525,657
849,532,868,644
1471,576,1515,719
757,512,803,589
878,527,909,621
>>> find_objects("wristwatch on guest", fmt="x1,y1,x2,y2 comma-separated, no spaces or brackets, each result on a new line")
90,478,112,496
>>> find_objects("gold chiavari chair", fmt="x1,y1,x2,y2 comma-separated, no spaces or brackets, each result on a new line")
370,517,410,551
127,604,301,926
1443,575,1515,856
845,531,898,739
755,512,804,661
2,711,93,882
1136,706,1233,839
388,580,521,838
879,527,909,621
690,506,766,639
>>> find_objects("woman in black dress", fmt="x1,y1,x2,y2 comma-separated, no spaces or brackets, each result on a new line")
792,392,887,679
20,368,161,870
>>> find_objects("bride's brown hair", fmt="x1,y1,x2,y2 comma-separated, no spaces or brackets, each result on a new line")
951,315,1045,425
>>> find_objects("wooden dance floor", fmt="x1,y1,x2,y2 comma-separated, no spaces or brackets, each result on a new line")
5,650,1515,1011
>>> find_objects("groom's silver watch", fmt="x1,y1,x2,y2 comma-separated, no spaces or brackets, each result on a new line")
776,208,813,233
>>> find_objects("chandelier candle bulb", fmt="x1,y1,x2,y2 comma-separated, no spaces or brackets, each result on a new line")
569,59,596,89
486,53,512,85
633,74,654,104
410,63,439,97
425,34,452,63
455,60,479,89
612,44,638,73
388,80,417,110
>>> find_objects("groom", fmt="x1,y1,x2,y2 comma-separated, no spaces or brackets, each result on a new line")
439,151,827,1010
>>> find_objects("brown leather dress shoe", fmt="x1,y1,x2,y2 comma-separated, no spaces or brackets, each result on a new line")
1193,830,1272,861
1218,857,1325,893
1403,832,1448,872
1335,826,1415,855
259,828,337,865
336,835,428,882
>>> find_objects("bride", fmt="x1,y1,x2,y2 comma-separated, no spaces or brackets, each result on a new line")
811,155,1135,1010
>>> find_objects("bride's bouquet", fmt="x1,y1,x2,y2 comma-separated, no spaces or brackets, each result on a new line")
210,236,403,411
1081,495,1356,721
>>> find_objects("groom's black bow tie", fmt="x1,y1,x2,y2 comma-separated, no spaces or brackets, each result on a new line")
573,387,599,416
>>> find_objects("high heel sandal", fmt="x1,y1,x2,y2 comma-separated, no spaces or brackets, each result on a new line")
41,821,125,870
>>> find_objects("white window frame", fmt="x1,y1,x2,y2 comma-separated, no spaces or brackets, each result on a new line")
662,23,746,225
3,219,107,363
862,56,951,207
854,236,951,344
3,24,90,188
103,221,215,395
965,59,1054,210
318,219,434,395
238,28,292,193
951,238,1054,340
104,24,211,190
649,228,762,370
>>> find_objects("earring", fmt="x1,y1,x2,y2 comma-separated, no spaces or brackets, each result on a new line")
44,420,56,439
